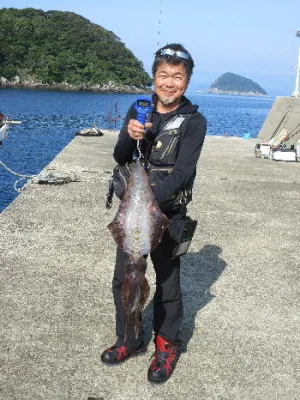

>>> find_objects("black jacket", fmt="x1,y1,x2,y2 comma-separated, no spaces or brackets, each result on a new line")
113,94,207,207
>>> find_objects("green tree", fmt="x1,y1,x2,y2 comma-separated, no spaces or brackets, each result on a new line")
0,7,152,88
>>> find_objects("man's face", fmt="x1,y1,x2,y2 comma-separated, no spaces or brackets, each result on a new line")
154,61,188,107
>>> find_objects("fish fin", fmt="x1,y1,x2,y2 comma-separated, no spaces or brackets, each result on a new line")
150,212,169,250
107,221,126,252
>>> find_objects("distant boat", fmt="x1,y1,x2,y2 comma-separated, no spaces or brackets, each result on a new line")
75,122,104,136
0,120,9,144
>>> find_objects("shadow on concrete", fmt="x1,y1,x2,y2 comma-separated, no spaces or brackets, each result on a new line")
142,244,226,351
180,244,227,352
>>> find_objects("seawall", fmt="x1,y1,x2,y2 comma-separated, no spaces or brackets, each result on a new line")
258,96,300,146
0,133,299,399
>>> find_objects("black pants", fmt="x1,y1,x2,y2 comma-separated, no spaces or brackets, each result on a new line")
112,225,183,347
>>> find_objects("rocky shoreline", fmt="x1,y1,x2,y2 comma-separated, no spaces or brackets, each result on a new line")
0,76,153,94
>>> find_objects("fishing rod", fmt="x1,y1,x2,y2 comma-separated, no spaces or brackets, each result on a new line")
156,0,163,47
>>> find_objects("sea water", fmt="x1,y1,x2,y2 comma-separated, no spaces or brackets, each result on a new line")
0,88,274,211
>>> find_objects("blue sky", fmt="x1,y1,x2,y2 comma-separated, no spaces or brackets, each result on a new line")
2,0,300,95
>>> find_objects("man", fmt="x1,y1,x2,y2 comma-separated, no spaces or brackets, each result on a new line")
0,112,5,128
101,43,207,383
0,111,7,144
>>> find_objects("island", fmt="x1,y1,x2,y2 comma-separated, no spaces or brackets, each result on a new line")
0,8,152,93
208,72,267,96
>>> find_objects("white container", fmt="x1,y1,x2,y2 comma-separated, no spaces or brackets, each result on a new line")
272,149,297,162
259,144,271,158
296,140,300,160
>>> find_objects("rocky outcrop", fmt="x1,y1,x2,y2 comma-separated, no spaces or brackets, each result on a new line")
208,88,267,97
208,72,267,96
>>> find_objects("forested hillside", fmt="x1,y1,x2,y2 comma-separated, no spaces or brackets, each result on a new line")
0,8,152,88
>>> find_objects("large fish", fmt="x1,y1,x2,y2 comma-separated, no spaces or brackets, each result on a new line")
108,158,169,342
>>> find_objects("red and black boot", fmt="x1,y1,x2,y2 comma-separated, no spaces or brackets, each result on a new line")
101,342,147,365
147,335,178,383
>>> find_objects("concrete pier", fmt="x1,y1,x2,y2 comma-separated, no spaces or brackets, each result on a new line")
258,96,300,146
0,133,299,400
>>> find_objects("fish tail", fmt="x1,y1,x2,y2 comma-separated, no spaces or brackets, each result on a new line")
122,283,139,343
133,310,140,340
121,258,150,343
133,278,150,339
121,280,141,343
124,316,130,344
121,276,131,343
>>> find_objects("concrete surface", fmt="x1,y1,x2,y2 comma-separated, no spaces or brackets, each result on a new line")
0,132,299,400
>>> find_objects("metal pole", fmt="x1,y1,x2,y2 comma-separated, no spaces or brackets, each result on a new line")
292,30,300,97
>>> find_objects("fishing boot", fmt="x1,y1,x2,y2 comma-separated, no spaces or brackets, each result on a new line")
147,335,178,383
101,341,147,365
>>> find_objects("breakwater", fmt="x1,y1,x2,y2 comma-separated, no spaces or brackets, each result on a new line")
0,133,299,399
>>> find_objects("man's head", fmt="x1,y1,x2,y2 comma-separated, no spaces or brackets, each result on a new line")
152,43,194,84
152,43,194,109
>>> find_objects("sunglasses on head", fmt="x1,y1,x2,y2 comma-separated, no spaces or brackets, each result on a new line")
158,48,191,61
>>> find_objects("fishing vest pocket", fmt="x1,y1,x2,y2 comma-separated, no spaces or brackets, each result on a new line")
150,114,188,166
148,167,172,189
150,130,180,165
148,167,184,212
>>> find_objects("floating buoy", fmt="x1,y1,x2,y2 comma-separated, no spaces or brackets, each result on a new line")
243,132,251,139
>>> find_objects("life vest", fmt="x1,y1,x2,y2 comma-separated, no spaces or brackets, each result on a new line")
146,113,193,211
